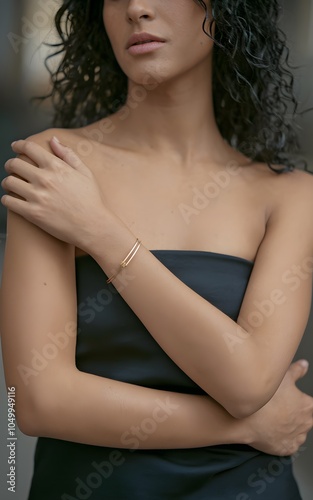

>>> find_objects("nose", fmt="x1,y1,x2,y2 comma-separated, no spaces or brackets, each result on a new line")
126,0,155,23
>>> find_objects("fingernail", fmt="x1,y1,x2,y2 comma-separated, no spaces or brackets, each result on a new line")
11,141,16,147
299,360,309,369
52,136,60,144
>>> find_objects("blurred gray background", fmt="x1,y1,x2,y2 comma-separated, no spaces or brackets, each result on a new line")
0,1,312,499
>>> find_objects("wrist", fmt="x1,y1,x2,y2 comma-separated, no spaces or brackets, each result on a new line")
234,416,256,446
209,402,256,446
87,210,138,273
196,396,256,447
219,416,254,446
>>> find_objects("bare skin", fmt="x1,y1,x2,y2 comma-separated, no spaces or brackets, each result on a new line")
0,0,313,457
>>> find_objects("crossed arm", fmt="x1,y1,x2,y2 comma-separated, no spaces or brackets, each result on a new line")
0,133,313,451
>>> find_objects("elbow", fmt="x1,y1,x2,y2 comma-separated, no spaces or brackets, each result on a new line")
15,384,56,437
15,370,75,437
17,398,58,437
15,394,44,437
226,400,267,419
221,384,275,420
17,413,38,437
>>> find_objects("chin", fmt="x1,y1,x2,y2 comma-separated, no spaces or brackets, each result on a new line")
130,73,165,89
121,61,174,89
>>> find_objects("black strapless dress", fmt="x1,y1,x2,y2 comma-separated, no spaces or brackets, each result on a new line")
28,250,302,500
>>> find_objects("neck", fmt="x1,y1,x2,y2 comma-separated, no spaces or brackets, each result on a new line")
110,55,235,166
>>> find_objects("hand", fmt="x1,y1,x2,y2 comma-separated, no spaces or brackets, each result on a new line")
245,359,313,455
1,138,109,252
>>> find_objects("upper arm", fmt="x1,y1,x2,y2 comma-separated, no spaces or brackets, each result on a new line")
237,170,313,393
0,131,77,428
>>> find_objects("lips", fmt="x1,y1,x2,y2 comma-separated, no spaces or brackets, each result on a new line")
126,32,165,49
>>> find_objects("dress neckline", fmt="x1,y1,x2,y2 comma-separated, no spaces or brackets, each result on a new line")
150,249,254,265
76,249,254,266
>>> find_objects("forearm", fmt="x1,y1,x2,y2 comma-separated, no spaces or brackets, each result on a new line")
0,213,248,451
23,367,250,449
89,219,268,416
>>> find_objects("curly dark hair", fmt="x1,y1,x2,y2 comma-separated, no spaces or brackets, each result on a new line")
42,0,306,171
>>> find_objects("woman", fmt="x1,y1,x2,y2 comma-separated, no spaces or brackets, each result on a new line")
1,0,313,498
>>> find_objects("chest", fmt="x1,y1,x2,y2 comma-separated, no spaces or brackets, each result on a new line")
86,153,267,260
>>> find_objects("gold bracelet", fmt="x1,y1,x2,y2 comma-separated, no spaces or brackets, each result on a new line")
106,239,141,284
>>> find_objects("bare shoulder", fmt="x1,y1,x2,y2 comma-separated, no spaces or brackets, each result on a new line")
21,125,106,259
241,162,313,209
26,127,82,150
275,167,313,188
237,162,313,252
271,168,313,210
6,128,76,256
263,167,313,251
25,125,113,170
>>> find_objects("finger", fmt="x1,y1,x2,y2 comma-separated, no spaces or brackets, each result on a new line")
4,157,39,183
1,175,32,201
289,359,309,381
50,137,87,173
1,194,29,217
11,140,54,168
